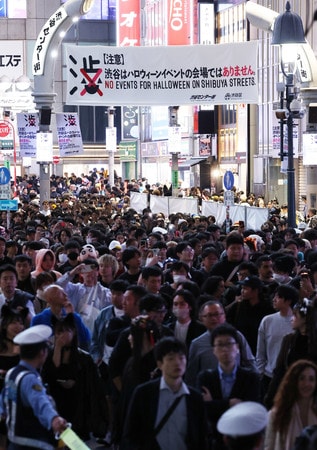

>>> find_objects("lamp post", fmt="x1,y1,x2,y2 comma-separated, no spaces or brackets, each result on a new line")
271,1,306,228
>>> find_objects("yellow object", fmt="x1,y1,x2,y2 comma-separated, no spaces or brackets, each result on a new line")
58,428,90,450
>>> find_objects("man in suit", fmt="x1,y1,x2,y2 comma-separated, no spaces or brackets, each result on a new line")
122,337,208,450
198,324,260,450
185,300,256,386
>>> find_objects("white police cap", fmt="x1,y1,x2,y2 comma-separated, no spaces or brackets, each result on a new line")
152,226,167,235
14,325,52,345
217,402,268,437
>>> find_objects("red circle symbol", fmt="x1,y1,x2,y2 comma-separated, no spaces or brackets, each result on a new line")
0,122,10,138
53,156,60,164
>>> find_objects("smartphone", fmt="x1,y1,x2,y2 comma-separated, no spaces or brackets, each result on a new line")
152,248,160,256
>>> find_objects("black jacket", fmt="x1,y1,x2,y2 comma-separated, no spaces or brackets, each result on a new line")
122,378,208,450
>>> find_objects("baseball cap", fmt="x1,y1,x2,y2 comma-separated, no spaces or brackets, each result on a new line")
109,240,122,251
239,275,263,290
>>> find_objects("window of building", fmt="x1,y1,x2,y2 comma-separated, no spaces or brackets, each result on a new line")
61,0,116,20
0,0,26,18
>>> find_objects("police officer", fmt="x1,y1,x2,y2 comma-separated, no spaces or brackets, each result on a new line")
1,325,67,450
217,401,268,450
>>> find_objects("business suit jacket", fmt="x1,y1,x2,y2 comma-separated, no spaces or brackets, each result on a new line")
122,378,208,450
185,328,257,386
197,366,261,423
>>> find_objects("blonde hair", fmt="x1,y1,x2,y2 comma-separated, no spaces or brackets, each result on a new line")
98,253,119,277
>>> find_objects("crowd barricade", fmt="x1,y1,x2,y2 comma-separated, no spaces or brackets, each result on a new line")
167,197,199,215
202,201,269,230
150,195,169,215
129,194,268,229
130,191,148,213
130,192,199,216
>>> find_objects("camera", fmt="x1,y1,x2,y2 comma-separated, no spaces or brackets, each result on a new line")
289,98,305,119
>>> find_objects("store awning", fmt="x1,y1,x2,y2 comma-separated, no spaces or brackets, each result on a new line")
179,158,208,168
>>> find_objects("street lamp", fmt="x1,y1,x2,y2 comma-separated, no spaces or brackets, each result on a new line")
271,1,306,228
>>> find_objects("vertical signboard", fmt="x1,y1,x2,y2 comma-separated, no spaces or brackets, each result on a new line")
117,0,141,46
167,0,193,45
199,3,215,45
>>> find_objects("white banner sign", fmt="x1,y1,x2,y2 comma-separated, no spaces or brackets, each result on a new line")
56,113,84,157
17,113,39,158
0,40,24,79
65,42,258,106
36,132,53,162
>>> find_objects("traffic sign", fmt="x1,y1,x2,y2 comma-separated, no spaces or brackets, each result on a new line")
223,171,234,191
0,167,11,185
0,199,18,211
0,122,10,138
53,155,60,164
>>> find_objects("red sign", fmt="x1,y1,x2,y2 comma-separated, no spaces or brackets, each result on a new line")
117,0,140,46
0,122,10,138
167,0,193,45
53,155,60,164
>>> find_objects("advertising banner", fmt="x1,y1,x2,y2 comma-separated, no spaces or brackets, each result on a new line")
66,41,258,106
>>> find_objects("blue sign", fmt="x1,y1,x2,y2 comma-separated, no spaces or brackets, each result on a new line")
0,167,11,185
223,171,234,191
0,199,18,211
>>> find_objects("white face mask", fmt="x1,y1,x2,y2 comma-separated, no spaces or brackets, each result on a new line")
86,237,93,244
273,273,289,283
173,274,187,284
172,308,189,320
58,253,68,264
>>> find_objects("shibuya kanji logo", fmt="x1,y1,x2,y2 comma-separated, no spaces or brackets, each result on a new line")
68,54,103,97
63,114,77,126
24,114,37,127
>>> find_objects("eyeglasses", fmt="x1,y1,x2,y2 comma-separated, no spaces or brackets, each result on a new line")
201,312,224,319
213,341,237,349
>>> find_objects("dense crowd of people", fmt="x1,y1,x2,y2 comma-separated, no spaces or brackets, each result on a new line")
0,170,316,449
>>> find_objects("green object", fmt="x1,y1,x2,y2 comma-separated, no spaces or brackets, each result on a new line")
172,170,178,188
3,160,10,170
118,141,137,161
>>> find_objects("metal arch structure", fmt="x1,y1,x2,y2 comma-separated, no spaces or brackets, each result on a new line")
32,0,95,114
